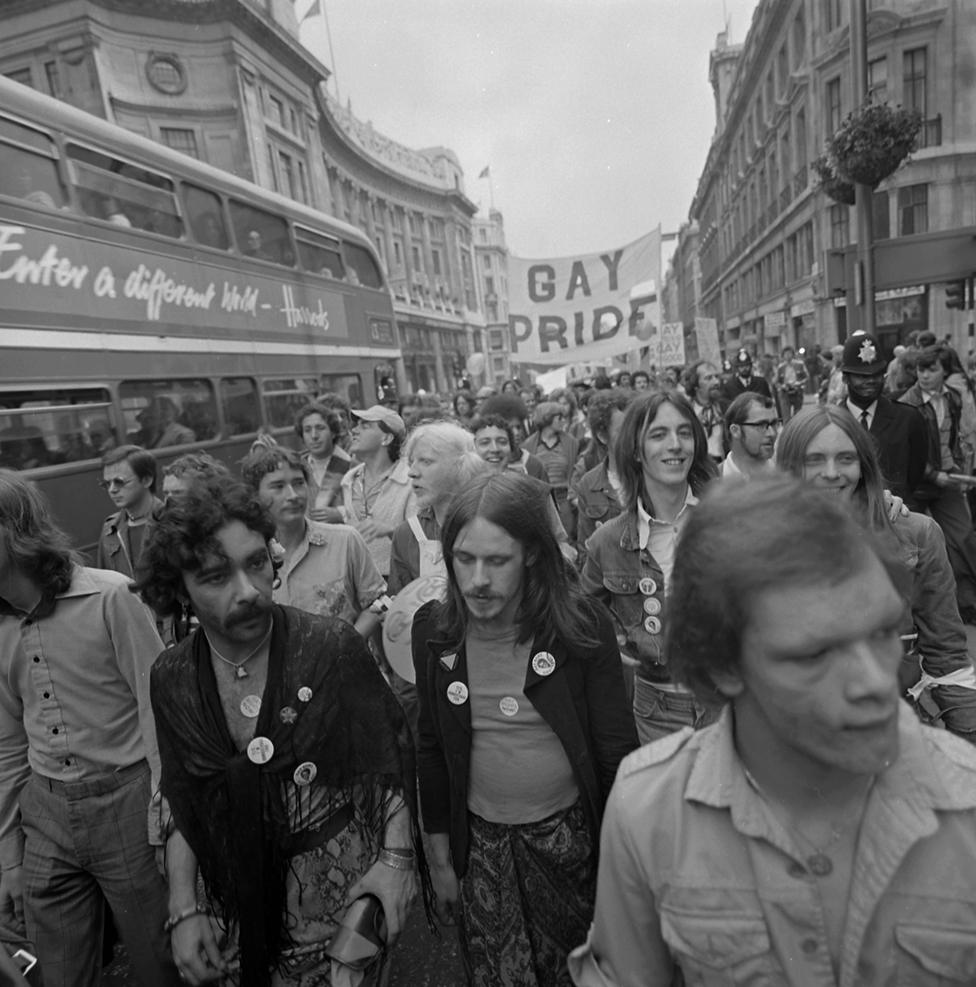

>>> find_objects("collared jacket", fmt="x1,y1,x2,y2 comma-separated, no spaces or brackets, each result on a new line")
573,460,623,569
899,383,963,497
569,704,976,987
579,511,669,681
96,496,163,576
411,599,637,878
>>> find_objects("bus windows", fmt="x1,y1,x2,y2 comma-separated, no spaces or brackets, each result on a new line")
183,183,229,250
0,118,64,209
295,226,345,280
262,378,318,429
341,241,384,289
229,201,295,267
0,389,115,469
220,377,261,436
120,379,216,448
65,144,184,237
320,375,363,410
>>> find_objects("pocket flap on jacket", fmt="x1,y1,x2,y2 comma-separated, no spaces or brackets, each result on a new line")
895,924,976,980
660,907,770,969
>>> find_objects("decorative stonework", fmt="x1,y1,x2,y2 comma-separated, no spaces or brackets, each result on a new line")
146,51,187,95
316,82,457,190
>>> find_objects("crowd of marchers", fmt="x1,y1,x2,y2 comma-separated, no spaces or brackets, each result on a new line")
0,326,975,987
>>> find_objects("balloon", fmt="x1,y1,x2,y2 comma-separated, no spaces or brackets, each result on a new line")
382,575,448,683
466,352,486,376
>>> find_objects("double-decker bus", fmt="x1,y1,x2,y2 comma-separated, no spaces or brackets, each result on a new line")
0,75,401,554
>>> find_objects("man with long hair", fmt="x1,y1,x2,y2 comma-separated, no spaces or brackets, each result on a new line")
580,392,719,743
571,478,976,986
133,479,424,985
412,472,635,987
0,470,178,986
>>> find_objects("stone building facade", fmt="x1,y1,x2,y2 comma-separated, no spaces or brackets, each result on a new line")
683,0,976,363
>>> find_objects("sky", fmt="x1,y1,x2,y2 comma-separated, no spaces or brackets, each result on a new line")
298,0,761,261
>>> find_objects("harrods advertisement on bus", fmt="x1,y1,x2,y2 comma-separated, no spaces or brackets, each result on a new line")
0,220,353,340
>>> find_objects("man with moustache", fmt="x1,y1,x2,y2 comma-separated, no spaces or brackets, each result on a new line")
570,477,976,986
135,480,422,985
720,349,773,404
721,393,779,479
841,331,927,510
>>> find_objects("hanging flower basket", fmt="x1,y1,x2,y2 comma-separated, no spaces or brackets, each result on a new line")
827,102,922,188
812,155,855,205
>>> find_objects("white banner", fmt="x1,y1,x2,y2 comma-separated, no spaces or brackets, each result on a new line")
694,317,721,368
508,228,661,365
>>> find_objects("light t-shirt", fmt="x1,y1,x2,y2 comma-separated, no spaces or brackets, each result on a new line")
465,626,577,824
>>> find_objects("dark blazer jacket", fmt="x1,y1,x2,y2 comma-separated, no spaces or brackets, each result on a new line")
867,396,928,510
721,373,773,403
411,599,637,877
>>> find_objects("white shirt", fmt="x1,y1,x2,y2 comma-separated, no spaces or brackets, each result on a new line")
846,398,877,429
636,488,699,594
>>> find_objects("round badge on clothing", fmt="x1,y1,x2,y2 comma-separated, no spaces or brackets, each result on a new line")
247,736,274,764
293,761,317,786
638,577,658,596
446,681,469,705
531,652,556,676
279,706,298,725
499,696,519,717
239,695,262,719
642,597,662,616
297,686,313,703
644,615,662,635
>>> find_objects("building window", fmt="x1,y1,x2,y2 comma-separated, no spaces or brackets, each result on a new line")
825,78,842,136
5,67,32,87
794,107,807,175
903,48,927,116
830,204,850,248
431,248,442,276
777,44,788,96
411,244,422,270
868,57,888,103
485,276,495,296
482,253,492,270
898,184,928,235
393,240,402,268
44,61,61,98
823,0,843,32
792,9,806,67
160,127,199,159
146,53,187,95
873,190,890,240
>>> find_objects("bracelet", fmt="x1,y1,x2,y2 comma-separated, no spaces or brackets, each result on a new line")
163,903,210,934
378,849,415,871
381,845,415,859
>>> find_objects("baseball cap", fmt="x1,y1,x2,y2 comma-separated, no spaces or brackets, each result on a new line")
352,405,406,436
840,332,886,375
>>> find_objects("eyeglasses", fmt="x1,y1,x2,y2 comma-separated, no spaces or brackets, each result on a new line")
740,420,782,432
99,476,137,490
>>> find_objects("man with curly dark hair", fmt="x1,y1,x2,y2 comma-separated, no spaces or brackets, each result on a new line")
134,479,425,985
0,470,178,987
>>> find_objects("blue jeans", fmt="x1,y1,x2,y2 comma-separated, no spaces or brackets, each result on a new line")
20,763,179,987
633,676,716,746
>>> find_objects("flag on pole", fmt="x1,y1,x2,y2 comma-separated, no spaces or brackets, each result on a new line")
478,166,490,179
301,0,322,23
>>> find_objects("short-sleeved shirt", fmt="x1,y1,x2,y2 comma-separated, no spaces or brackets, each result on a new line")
273,521,385,626
340,458,415,576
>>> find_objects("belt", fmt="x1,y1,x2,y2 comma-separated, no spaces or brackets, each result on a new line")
34,759,148,798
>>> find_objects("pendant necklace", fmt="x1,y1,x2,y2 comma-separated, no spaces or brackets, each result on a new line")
206,623,273,679
743,767,876,878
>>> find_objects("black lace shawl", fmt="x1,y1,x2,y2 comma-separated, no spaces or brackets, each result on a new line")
150,605,425,986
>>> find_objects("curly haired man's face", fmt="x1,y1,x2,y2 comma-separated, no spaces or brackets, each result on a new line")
183,520,273,646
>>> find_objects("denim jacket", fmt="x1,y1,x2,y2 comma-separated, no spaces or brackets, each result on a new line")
579,511,669,682
573,461,623,568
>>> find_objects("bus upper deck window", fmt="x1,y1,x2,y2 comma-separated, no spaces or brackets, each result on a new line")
296,228,345,280
184,184,229,250
341,241,383,289
0,121,64,209
230,201,294,267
